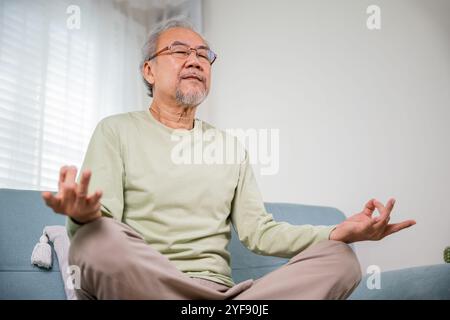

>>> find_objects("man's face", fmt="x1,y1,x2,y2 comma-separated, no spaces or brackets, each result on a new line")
144,27,212,107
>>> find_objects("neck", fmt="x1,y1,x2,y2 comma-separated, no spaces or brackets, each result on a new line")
149,101,197,130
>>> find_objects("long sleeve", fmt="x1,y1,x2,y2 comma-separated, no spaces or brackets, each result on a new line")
66,118,125,239
230,150,336,258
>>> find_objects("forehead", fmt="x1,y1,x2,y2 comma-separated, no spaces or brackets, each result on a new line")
157,27,207,49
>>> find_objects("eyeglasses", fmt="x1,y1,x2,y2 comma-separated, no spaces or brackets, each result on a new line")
148,41,217,65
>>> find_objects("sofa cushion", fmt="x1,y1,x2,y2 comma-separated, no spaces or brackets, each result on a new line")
0,271,66,299
0,189,67,299
349,263,450,300
0,189,66,272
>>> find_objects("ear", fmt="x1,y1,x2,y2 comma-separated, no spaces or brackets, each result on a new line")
142,60,155,86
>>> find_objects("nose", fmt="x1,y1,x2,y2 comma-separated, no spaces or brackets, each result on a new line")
185,50,203,70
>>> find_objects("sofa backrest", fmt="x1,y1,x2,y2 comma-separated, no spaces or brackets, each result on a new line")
0,188,346,299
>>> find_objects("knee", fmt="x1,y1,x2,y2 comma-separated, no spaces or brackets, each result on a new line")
68,217,136,274
324,240,362,297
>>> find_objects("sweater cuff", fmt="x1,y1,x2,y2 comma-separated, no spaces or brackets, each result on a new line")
66,216,84,239
316,225,338,241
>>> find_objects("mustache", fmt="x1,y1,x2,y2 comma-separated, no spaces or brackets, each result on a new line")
180,72,205,82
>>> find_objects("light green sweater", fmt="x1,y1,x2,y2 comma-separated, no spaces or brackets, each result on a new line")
67,110,335,287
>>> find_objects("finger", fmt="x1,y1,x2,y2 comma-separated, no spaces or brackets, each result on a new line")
42,191,56,206
61,181,77,208
363,198,376,216
64,166,78,185
383,220,416,237
373,199,390,224
386,198,396,214
58,166,69,191
61,166,78,206
87,189,103,207
42,191,63,213
90,202,101,214
76,169,91,199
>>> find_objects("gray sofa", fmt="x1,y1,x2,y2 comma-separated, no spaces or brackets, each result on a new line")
1,188,449,299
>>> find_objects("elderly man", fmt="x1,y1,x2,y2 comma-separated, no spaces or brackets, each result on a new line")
42,19,416,300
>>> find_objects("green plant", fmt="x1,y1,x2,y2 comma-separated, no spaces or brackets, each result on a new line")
445,247,450,263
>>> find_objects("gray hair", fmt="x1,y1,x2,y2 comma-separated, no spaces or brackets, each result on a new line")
140,18,204,98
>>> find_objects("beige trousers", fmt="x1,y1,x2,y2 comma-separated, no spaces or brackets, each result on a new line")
68,217,361,300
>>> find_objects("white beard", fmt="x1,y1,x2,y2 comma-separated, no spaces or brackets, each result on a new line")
175,86,208,107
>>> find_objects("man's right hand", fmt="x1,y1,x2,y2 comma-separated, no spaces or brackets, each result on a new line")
42,165,103,224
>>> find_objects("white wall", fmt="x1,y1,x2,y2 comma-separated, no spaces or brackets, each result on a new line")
202,0,450,273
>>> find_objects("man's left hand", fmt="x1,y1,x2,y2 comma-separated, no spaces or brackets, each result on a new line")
329,198,416,243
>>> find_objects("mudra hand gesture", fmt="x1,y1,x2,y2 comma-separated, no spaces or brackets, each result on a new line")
42,166,102,224
330,198,416,243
